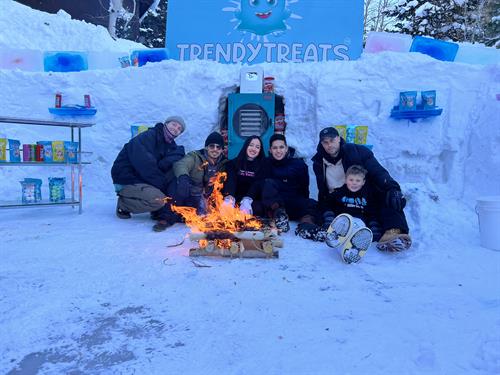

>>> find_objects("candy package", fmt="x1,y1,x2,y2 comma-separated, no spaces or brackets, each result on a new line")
346,125,356,144
52,141,65,162
354,126,368,145
37,141,53,162
399,91,417,111
21,178,42,203
64,141,79,163
0,138,7,162
49,177,66,202
8,139,21,162
421,90,437,109
334,125,347,140
131,125,149,138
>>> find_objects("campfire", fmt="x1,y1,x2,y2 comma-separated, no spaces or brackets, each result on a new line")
171,172,281,258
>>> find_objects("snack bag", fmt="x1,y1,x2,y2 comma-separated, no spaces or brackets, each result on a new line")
0,138,7,162
22,178,42,202
37,141,53,163
354,126,368,145
399,91,417,111
64,141,79,163
421,90,436,109
334,125,347,140
49,177,66,202
52,141,65,162
8,139,21,162
131,125,149,138
346,125,356,144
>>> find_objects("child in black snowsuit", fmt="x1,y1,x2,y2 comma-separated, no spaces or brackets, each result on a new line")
325,165,376,225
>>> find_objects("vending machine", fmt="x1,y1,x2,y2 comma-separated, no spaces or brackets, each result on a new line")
227,93,275,159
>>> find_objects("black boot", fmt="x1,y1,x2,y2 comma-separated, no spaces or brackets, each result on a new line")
153,220,174,232
273,208,290,233
116,201,131,219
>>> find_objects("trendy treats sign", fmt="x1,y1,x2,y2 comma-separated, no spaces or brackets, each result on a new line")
166,0,363,64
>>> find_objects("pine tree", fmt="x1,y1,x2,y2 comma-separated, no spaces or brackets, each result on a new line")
138,0,168,47
385,0,486,43
480,0,500,47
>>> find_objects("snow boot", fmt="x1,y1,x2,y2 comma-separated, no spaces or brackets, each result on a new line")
341,227,373,264
376,229,412,252
273,208,290,233
325,213,354,248
153,219,174,232
116,201,131,219
295,222,321,240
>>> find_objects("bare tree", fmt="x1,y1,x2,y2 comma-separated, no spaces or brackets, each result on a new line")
364,0,399,38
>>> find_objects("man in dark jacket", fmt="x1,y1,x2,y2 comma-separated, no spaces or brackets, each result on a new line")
111,116,186,232
254,134,317,233
311,127,411,251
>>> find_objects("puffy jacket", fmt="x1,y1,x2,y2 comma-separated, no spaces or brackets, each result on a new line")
312,139,400,205
111,123,185,194
173,149,228,196
261,147,309,198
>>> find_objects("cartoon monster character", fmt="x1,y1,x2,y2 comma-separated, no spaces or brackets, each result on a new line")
235,0,291,36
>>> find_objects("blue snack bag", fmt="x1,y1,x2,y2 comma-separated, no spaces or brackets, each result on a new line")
421,90,437,109
23,178,42,202
8,139,21,162
49,177,66,202
399,91,417,111
37,141,53,162
64,141,79,163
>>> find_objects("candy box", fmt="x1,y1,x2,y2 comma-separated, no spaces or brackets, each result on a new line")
334,125,347,140
37,141,53,162
52,141,65,162
0,138,7,162
8,139,21,162
64,141,79,163
354,126,368,145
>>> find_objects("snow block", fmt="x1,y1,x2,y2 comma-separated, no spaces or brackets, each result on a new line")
364,32,413,53
130,49,169,67
44,51,89,72
87,51,127,70
410,36,459,62
0,48,44,71
455,43,500,65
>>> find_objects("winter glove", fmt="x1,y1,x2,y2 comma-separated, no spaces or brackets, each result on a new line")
222,195,236,208
239,197,253,215
175,175,190,202
295,222,321,240
386,189,406,211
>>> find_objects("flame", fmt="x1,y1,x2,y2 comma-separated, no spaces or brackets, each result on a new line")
171,172,262,249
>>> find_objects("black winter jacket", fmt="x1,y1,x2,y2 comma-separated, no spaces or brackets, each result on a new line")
111,123,185,194
312,139,400,205
260,147,310,198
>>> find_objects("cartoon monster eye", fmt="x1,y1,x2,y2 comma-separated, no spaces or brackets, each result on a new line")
249,0,259,7
267,0,277,5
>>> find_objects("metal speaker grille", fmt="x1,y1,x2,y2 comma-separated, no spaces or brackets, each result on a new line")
239,109,264,137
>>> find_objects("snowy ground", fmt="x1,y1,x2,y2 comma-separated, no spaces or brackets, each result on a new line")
1,1,500,374
2,189,500,374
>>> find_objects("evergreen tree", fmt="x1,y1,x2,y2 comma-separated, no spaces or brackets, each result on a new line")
385,0,486,43
138,0,168,47
480,0,500,47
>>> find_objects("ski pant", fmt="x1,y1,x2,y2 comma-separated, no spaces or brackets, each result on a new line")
261,178,318,222
117,181,177,221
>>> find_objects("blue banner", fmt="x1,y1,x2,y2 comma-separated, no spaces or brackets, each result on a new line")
166,0,363,64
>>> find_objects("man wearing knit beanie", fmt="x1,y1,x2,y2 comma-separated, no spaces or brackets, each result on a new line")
111,116,187,232
172,131,228,225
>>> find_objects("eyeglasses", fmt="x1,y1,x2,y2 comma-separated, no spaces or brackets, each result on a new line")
207,144,222,150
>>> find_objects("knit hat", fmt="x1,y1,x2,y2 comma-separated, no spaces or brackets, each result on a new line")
164,116,186,133
319,127,339,141
205,132,224,147
269,133,287,147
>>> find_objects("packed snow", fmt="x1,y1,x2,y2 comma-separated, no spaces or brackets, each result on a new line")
1,1,499,374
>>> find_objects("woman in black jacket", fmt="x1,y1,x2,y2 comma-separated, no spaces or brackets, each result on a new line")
224,135,266,216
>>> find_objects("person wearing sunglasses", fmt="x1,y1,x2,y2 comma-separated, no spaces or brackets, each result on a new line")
111,116,186,230
164,132,228,231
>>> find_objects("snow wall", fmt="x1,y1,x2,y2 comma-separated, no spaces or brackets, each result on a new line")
1,54,499,204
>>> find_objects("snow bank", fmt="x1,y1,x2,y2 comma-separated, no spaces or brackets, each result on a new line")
0,1,143,51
